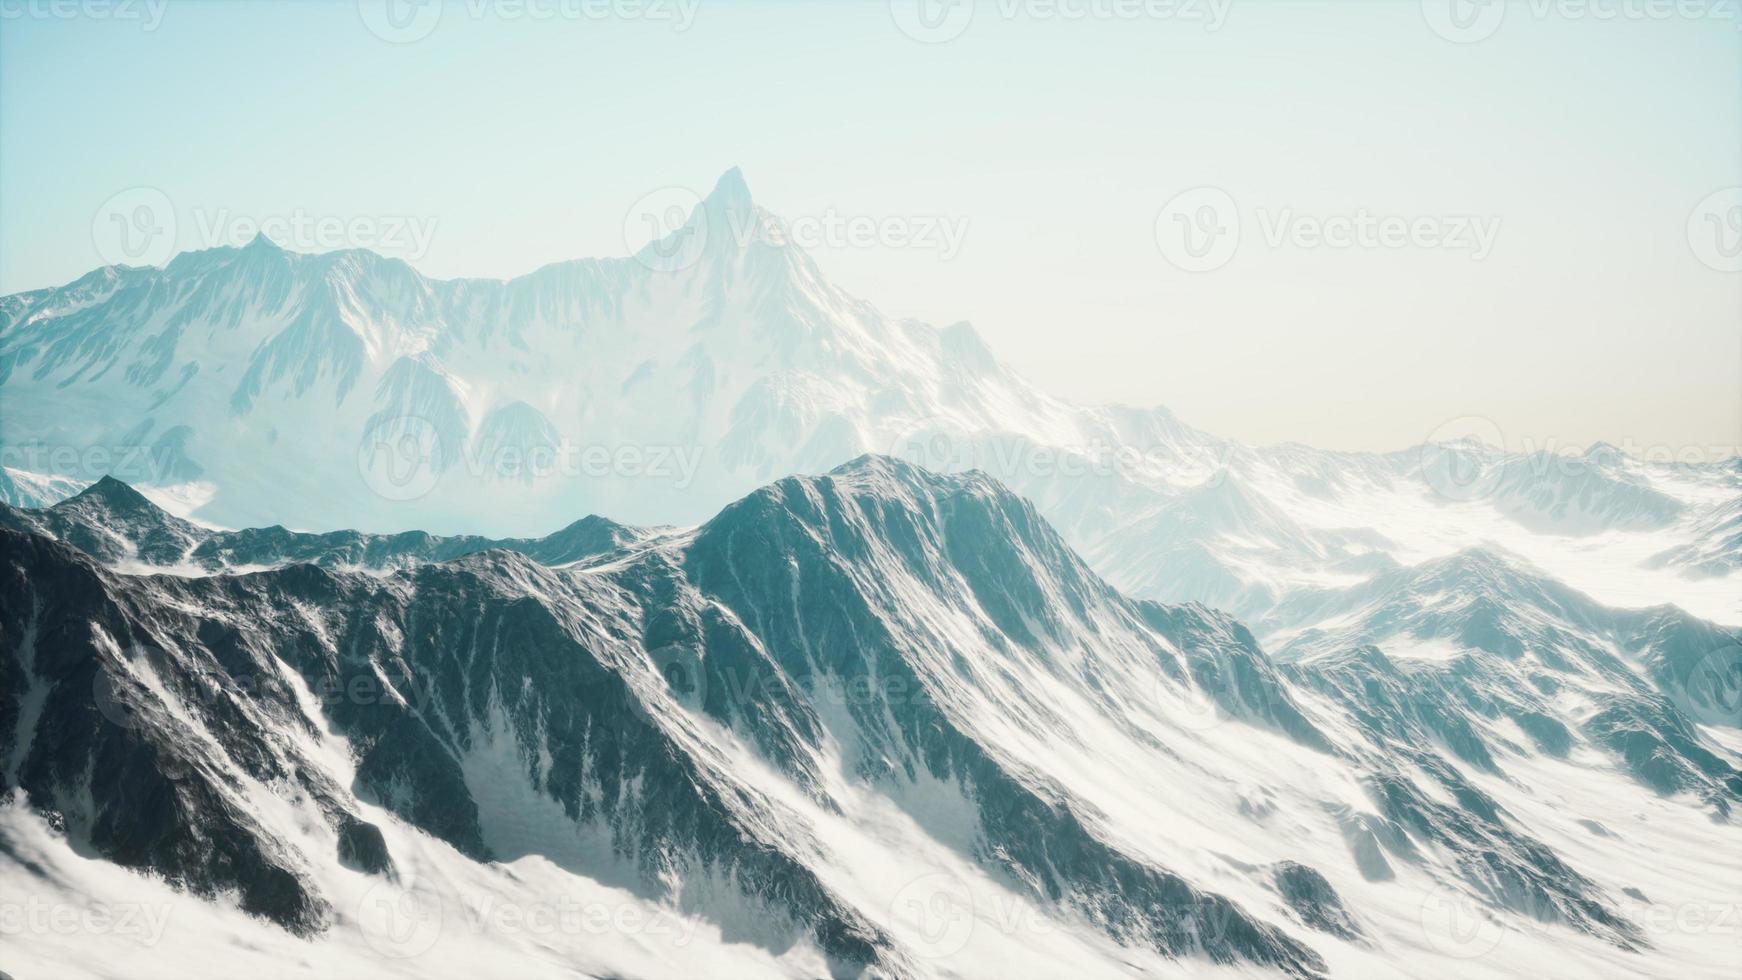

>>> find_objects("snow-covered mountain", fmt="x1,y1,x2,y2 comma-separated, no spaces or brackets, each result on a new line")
3,170,1738,978
4,458,1738,979
0,169,1079,535
4,170,1736,627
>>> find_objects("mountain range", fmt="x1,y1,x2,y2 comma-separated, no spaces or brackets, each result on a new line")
3,170,1736,630
1,172,1739,979
1,460,1738,978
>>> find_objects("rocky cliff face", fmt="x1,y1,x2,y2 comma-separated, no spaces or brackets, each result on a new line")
4,457,1737,978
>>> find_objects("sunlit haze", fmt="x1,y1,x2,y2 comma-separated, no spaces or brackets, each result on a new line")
3,0,1737,454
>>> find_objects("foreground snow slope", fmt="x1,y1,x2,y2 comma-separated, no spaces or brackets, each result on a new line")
3,458,1737,978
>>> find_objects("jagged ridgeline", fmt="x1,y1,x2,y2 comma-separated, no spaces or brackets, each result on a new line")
3,456,1737,978
3,170,1735,636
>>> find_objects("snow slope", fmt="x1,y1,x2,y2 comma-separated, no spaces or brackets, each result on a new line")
3,171,1735,626
3,458,1737,979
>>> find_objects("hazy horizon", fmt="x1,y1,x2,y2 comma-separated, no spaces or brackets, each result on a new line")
3,0,1737,456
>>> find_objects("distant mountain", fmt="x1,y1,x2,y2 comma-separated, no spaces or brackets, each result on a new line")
0,169,1078,535
1265,547,1742,804
4,170,1735,626
4,458,1737,978
1,474,656,571
1651,483,1742,578
0,466,84,509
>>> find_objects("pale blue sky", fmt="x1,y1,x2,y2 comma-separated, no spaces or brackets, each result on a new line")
3,1,1737,453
